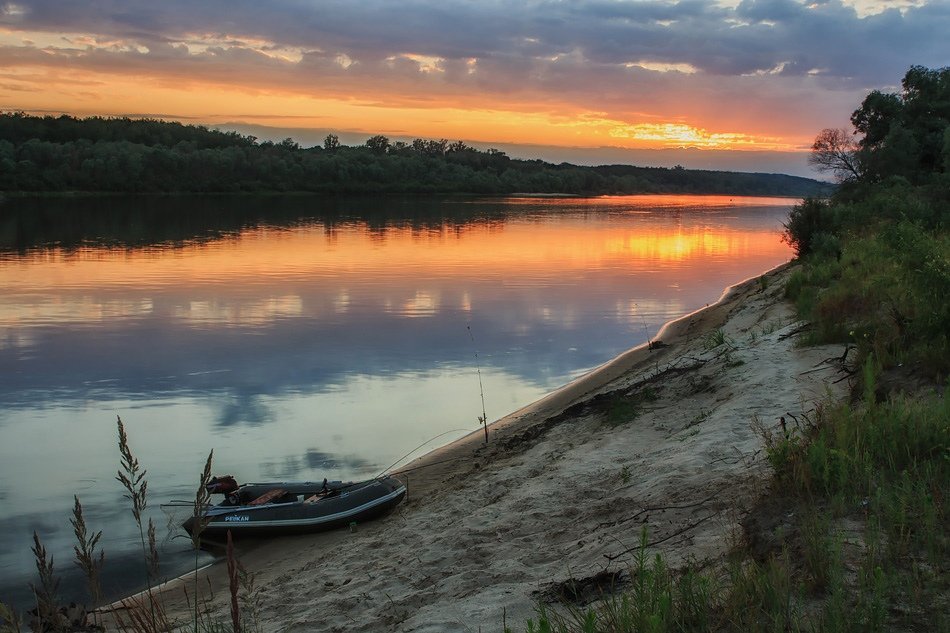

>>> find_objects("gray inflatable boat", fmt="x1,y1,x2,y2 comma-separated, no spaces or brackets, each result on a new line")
183,475,407,537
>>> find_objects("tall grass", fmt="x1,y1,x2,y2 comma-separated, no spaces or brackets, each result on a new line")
114,593,171,633
234,548,264,633
784,189,950,377
71,495,104,627
703,328,731,350
756,366,948,632
0,601,22,633
517,380,947,632
4,419,258,633
115,416,160,629
190,450,215,631
226,532,241,633
520,534,814,632
29,532,62,632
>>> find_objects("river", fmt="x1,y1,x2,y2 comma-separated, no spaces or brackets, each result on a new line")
0,193,795,609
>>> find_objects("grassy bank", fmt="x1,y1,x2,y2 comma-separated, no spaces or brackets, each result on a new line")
783,185,950,379
517,374,947,633
512,64,949,632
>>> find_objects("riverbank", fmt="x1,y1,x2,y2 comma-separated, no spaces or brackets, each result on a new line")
152,262,852,632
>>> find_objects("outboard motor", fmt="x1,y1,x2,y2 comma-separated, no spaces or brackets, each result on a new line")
206,475,239,495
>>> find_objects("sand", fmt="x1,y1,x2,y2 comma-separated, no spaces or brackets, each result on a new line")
152,262,853,632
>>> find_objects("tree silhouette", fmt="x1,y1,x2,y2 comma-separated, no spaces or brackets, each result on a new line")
808,128,862,182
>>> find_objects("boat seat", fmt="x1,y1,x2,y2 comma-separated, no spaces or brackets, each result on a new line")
304,493,327,504
248,488,287,506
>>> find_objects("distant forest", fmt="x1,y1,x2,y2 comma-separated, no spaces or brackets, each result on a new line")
0,113,828,197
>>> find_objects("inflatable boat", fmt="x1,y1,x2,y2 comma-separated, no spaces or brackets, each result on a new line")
183,475,407,537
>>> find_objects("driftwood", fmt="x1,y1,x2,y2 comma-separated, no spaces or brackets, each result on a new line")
603,512,719,562
536,569,628,605
595,491,722,531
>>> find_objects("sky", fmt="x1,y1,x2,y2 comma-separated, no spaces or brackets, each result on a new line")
0,0,947,176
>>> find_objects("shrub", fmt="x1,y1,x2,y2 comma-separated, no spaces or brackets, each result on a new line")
783,197,838,257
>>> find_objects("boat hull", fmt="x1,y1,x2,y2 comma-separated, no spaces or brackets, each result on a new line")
184,476,406,538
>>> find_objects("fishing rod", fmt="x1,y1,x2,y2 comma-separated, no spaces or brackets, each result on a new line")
374,427,473,479
467,324,489,444
372,324,491,479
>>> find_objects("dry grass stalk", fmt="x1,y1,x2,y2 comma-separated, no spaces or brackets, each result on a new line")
237,558,263,633
116,416,147,526
71,495,104,625
146,518,159,580
0,600,23,633
191,450,215,551
180,581,222,633
190,450,215,631
30,531,63,632
113,595,170,633
115,416,160,628
227,531,241,633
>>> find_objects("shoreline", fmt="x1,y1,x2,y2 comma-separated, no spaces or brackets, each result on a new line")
145,260,852,631
387,263,786,488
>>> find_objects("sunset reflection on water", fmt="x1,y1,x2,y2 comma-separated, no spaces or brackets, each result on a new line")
2,196,790,329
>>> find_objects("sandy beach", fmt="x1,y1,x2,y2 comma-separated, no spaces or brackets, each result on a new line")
152,262,852,632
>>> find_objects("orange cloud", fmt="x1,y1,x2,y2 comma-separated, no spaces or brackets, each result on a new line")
0,61,810,151
0,26,823,151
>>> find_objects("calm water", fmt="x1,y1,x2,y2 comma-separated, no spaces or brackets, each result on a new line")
0,194,794,607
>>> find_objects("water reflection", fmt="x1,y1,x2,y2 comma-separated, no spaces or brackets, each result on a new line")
0,194,794,608
259,449,375,481
1,201,790,409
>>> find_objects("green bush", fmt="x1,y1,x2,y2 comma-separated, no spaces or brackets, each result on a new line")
782,197,839,257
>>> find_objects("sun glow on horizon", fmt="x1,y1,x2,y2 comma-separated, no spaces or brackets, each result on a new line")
608,122,789,150
1,81,808,152
0,24,812,153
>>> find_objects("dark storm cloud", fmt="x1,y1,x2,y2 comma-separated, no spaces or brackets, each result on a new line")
2,0,946,86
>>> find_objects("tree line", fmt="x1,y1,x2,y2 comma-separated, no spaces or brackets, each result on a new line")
808,65,950,190
789,65,949,258
0,112,827,196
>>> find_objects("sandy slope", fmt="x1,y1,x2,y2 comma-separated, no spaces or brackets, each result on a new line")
154,263,852,632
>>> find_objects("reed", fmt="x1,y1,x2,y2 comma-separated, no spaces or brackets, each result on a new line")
29,531,62,632
190,450,214,551
115,416,159,629
189,450,215,631
180,580,230,633
70,495,104,627
113,594,171,633
0,601,22,633
5,419,244,632
235,565,263,633
226,532,240,633
146,519,159,582
116,417,146,517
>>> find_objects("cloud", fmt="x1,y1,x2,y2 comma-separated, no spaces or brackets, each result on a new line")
4,0,945,79
0,1,946,149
